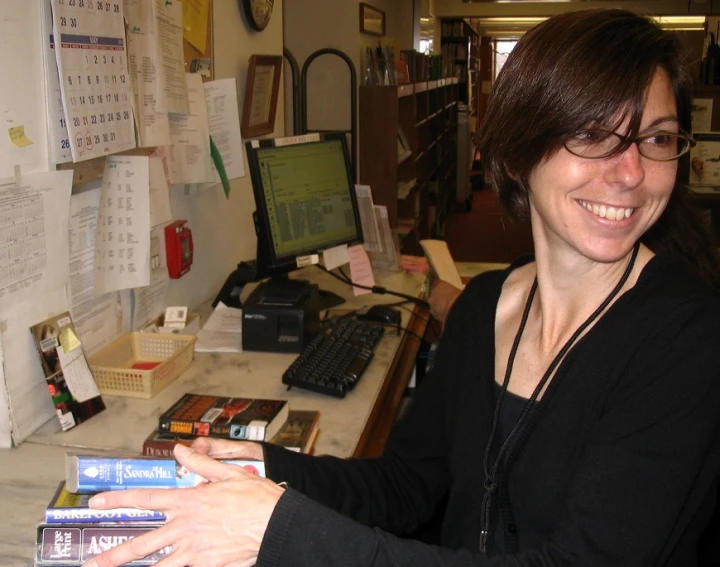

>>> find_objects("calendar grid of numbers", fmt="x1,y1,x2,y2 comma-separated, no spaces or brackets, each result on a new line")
51,0,136,162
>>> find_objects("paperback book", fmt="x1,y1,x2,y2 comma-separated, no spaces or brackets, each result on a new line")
65,454,266,493
35,523,167,566
143,410,320,456
419,239,465,291
30,312,105,432
45,481,166,524
157,393,289,441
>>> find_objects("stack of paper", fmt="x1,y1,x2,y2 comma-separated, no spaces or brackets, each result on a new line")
194,303,243,353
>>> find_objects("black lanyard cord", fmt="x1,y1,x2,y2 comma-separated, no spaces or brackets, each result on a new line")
479,242,640,553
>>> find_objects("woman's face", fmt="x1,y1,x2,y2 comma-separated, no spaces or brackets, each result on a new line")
527,67,678,264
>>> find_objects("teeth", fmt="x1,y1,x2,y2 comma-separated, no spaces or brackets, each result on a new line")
579,200,633,220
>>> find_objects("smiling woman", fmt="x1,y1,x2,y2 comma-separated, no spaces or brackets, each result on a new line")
83,10,720,567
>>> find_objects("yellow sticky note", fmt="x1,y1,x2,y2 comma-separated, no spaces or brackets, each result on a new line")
183,0,210,54
58,327,82,353
8,126,33,147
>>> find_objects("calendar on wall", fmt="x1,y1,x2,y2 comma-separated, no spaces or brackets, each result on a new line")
51,0,136,162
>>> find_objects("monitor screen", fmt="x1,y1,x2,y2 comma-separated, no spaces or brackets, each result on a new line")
246,133,363,272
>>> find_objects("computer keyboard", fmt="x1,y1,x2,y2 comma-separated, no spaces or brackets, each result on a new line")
282,318,385,398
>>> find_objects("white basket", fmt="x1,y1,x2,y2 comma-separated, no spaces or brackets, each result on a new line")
88,332,197,399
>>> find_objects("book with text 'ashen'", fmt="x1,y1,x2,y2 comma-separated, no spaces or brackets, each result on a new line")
157,393,289,441
45,481,166,524
35,523,166,566
65,453,266,494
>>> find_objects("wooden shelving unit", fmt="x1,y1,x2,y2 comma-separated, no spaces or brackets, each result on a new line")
440,19,480,125
359,79,460,255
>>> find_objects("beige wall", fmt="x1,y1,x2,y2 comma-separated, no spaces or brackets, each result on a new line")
164,0,285,310
283,0,416,174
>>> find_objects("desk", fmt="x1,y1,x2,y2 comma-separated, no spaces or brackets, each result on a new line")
0,262,504,566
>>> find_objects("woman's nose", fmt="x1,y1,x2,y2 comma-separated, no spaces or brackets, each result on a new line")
603,142,646,189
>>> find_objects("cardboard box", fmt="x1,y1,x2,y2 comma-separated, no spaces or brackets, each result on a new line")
153,312,200,336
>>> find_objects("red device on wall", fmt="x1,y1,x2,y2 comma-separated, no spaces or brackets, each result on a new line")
165,220,194,279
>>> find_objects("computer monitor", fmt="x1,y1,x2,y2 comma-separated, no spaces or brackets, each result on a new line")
243,132,364,308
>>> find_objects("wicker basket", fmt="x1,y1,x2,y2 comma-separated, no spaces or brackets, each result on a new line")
88,332,197,399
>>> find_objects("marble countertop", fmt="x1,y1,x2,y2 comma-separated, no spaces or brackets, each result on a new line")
0,265,427,566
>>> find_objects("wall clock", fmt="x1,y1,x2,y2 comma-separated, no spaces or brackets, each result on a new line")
241,0,274,31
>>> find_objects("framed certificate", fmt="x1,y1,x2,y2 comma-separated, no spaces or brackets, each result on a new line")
241,54,282,139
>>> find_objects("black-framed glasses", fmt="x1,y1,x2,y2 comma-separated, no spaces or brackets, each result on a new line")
564,129,696,161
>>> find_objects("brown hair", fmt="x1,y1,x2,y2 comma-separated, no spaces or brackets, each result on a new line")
479,8,720,285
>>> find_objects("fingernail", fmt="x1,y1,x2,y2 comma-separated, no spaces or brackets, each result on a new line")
83,561,98,567
174,444,193,456
88,495,105,508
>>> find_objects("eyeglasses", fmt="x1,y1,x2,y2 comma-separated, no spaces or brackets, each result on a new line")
564,129,696,161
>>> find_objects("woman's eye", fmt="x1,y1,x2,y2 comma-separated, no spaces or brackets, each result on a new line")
644,134,674,146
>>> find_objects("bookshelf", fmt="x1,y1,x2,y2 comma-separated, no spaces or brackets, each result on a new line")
359,79,460,255
440,19,480,123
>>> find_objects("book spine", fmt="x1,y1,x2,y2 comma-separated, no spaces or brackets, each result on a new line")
158,418,267,440
36,523,166,565
66,455,266,493
45,507,166,524
142,437,195,457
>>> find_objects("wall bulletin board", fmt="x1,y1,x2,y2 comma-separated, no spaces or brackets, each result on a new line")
58,0,215,187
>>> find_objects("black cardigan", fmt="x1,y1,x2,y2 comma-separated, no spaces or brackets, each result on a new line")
257,255,720,566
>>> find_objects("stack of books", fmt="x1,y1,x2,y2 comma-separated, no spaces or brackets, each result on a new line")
143,407,321,456
35,454,266,566
34,394,319,565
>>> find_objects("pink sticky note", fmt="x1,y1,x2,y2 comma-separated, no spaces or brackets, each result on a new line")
348,244,375,296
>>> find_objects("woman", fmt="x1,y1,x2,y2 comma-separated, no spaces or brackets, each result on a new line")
86,9,720,566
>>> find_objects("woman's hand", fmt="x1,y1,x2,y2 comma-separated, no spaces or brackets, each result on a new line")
191,436,265,461
84,444,285,567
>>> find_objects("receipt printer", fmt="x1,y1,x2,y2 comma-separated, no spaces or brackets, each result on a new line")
241,279,322,353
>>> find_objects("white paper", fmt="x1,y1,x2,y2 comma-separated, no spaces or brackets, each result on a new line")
689,134,720,186
124,0,171,147
94,155,152,293
204,78,246,184
149,155,173,227
354,184,382,253
42,0,72,164
322,244,350,271
153,0,190,115
51,0,136,161
0,170,73,312
168,73,214,183
0,286,69,445
55,345,100,403
67,187,130,355
132,225,169,330
194,302,243,353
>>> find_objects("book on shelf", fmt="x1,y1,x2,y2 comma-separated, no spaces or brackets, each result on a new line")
29,312,105,432
65,453,266,493
45,481,166,524
143,409,321,456
35,523,167,566
419,239,465,290
158,393,289,441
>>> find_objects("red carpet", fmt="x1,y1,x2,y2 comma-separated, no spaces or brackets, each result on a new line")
444,189,534,263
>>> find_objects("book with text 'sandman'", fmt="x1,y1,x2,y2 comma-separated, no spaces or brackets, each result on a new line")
35,522,167,566
143,409,320,456
157,393,289,441
45,481,166,524
65,453,266,494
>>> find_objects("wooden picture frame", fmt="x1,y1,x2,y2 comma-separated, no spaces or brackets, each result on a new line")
241,54,282,139
360,3,385,37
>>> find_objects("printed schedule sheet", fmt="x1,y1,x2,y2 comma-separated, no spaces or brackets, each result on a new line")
51,0,136,162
